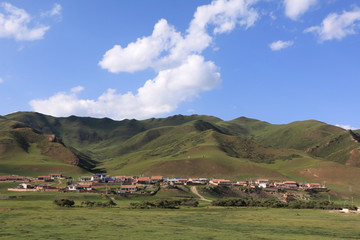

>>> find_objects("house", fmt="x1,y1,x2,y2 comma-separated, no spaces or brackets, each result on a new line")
282,181,298,190
257,179,269,188
187,178,208,185
91,173,107,182
306,183,323,189
167,178,188,185
105,177,115,183
151,176,163,183
77,184,93,191
115,176,134,184
235,181,248,187
0,175,28,182
167,178,179,185
177,178,188,185
18,183,34,189
37,176,53,182
80,176,92,182
49,173,62,179
210,179,232,186
119,185,137,193
68,185,77,191
137,177,151,184
36,184,58,191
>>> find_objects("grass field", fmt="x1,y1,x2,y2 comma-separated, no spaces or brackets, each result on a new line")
1,190,360,240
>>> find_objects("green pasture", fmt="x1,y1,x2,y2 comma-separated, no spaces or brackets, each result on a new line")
1,193,360,240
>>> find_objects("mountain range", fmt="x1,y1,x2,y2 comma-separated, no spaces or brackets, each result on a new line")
1,112,359,199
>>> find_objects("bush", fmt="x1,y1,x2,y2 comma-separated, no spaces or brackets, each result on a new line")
54,199,75,207
212,198,357,210
129,199,199,209
81,200,117,208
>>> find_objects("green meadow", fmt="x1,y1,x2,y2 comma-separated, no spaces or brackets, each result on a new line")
1,190,360,240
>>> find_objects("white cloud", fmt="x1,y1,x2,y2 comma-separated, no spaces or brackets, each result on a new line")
99,0,259,73
269,40,294,51
30,55,221,119
283,0,317,20
304,7,360,42
0,77,3,83
70,86,84,93
41,3,62,17
0,2,50,41
33,0,259,120
336,124,359,130
99,19,181,73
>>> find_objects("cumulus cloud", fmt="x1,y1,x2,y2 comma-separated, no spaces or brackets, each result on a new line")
99,0,258,73
33,0,259,119
283,0,317,20
269,40,294,51
0,2,51,41
30,55,221,119
304,7,360,42
336,124,359,130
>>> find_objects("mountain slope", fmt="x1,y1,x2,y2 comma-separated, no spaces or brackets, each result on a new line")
3,112,359,177
0,117,94,176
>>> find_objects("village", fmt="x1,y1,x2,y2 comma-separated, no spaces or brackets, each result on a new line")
1,173,328,195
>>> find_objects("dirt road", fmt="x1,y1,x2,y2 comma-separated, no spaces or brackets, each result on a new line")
190,186,211,202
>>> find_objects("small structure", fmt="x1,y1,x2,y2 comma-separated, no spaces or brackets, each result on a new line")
18,183,34,189
151,176,163,183
137,177,151,185
187,178,208,185
257,179,269,188
235,181,248,187
282,181,298,190
36,184,58,191
49,173,62,180
177,178,188,185
91,173,107,182
0,175,29,182
77,184,92,191
119,185,137,193
115,176,134,184
306,183,327,191
37,176,53,182
167,178,188,185
80,176,92,182
68,185,77,191
210,179,232,186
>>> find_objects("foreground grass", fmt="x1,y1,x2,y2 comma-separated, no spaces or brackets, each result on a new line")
1,196,360,240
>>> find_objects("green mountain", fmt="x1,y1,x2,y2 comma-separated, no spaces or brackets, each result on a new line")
2,111,360,199
0,116,92,176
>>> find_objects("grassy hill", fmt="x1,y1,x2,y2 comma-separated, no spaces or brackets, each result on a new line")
0,117,90,176
2,111,360,199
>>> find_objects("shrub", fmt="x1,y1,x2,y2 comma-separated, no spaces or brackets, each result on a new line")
129,199,199,209
54,199,75,207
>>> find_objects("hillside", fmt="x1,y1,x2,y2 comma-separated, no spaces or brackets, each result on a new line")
2,111,360,199
0,117,92,176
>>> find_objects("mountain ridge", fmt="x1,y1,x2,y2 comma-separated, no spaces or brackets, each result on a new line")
1,111,359,199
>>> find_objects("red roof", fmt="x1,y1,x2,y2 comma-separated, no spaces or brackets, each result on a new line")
283,181,297,184
151,176,163,180
138,177,150,181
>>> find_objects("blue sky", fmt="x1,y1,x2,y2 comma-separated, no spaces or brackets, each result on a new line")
0,0,359,129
